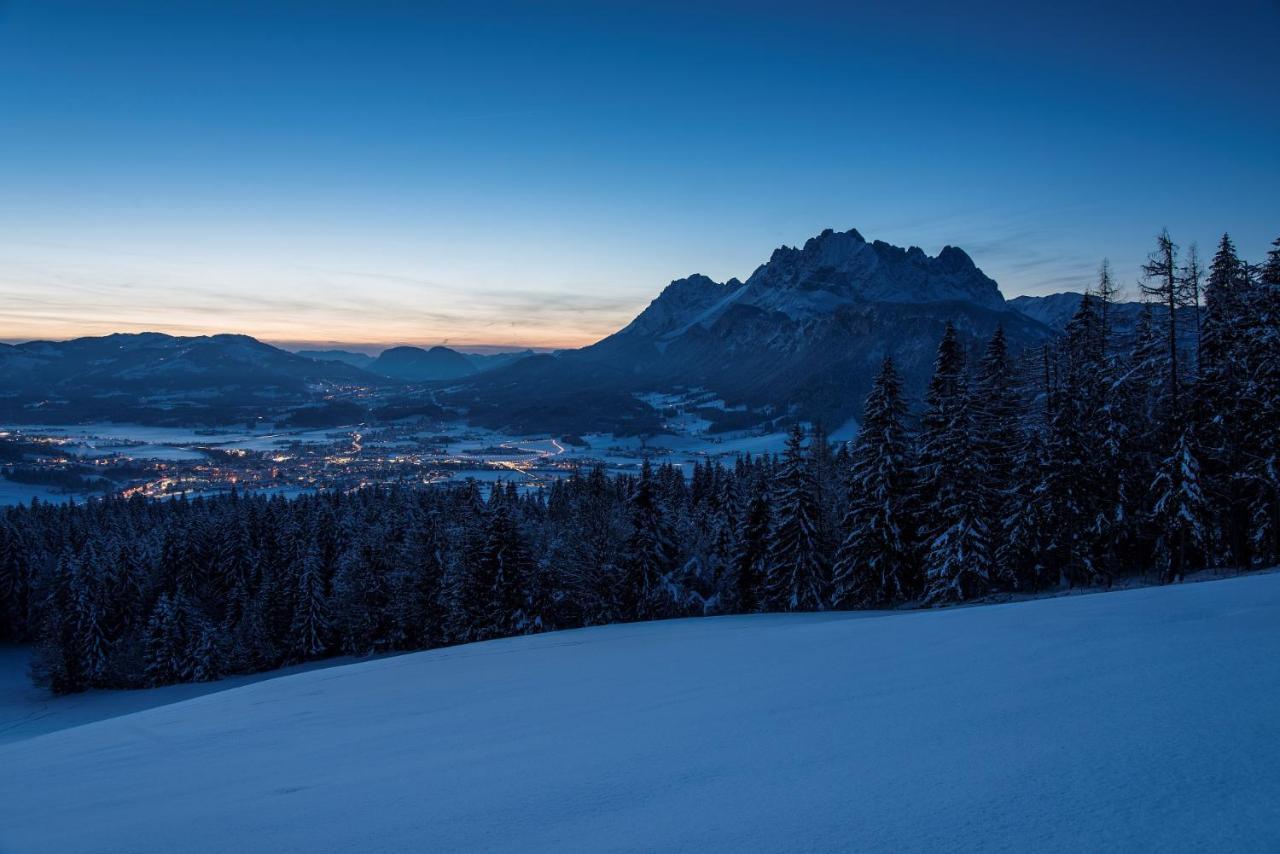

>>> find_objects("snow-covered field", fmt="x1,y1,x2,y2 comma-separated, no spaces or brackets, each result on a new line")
0,647,372,747
2,572,1277,853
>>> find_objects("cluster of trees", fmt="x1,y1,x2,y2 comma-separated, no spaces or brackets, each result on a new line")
0,232,1276,694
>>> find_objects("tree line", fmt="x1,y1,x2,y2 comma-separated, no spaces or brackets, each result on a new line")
1,231,1276,694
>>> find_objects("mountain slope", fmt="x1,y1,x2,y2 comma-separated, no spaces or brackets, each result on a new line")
451,228,1052,433
2,572,1276,853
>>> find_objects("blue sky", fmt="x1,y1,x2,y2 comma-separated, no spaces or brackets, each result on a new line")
1,0,1276,349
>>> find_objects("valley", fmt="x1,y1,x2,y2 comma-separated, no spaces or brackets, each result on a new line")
0,395,821,505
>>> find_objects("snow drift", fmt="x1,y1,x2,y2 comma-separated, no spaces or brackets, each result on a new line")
2,573,1278,853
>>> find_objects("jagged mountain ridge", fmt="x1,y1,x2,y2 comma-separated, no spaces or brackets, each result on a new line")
619,228,1005,342
447,228,1054,434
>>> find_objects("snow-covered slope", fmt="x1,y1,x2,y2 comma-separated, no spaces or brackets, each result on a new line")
3,573,1278,853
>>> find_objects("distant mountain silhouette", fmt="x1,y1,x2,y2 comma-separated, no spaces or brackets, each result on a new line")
368,346,476,381
0,333,386,425
295,349,376,369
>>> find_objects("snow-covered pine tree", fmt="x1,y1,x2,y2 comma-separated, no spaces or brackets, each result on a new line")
1109,303,1169,566
1198,233,1252,566
620,459,675,621
389,505,448,649
730,469,771,613
72,541,112,686
971,326,1022,558
831,357,917,607
917,323,993,604
700,474,738,614
287,537,330,661
998,417,1052,589
1242,237,1280,564
0,519,29,641
764,425,827,611
330,527,392,655
454,486,533,640
32,548,91,694
1150,430,1209,583
1040,294,1114,586
806,421,844,565
143,591,218,686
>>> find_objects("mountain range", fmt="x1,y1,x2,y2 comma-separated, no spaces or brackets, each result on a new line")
0,333,383,425
0,228,1155,431
444,228,1057,433
296,346,538,381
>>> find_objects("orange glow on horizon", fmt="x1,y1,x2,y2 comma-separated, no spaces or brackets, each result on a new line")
0,319,610,352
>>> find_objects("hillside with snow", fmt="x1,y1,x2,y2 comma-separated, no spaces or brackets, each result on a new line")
2,572,1277,853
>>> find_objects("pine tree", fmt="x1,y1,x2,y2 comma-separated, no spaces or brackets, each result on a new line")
1039,295,1114,586
389,507,448,649
917,323,993,603
33,549,91,694
1198,234,1252,566
831,358,917,607
331,529,391,655
972,326,1022,554
72,542,111,686
1242,237,1280,564
0,520,28,641
764,425,827,610
1180,243,1204,377
143,591,218,686
288,539,330,661
460,494,531,640
1094,258,1120,337
620,460,674,620
1151,430,1208,583
1140,229,1184,414
998,424,1052,589
730,471,771,613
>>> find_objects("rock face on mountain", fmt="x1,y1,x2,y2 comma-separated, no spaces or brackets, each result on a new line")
0,333,385,425
448,228,1053,434
735,228,1004,313
368,346,475,382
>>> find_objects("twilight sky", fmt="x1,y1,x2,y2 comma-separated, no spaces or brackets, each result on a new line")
1,1,1277,351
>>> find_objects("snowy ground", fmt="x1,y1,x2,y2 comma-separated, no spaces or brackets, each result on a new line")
0,479,74,507
2,572,1277,853
0,647,374,746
